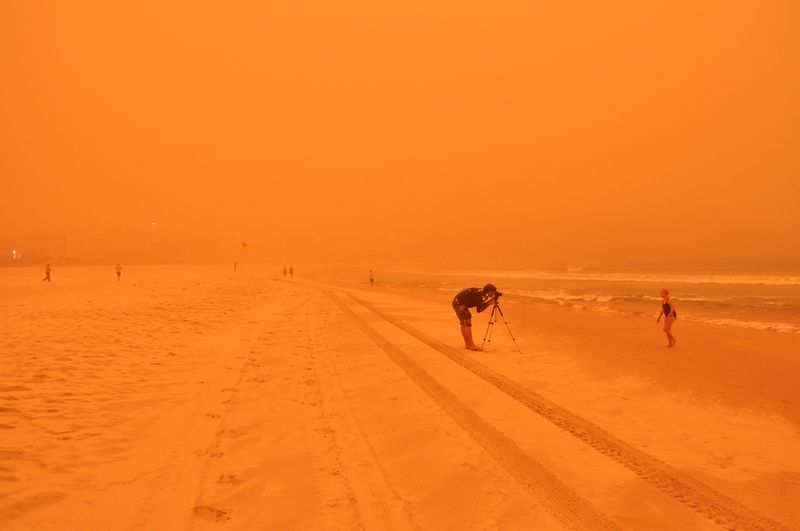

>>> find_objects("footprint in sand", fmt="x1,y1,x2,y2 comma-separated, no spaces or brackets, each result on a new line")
194,505,231,523
217,474,242,484
196,447,225,458
216,428,243,438
0,385,31,392
4,491,67,518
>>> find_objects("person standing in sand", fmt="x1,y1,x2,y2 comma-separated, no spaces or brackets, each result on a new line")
369,270,374,287
42,263,51,282
289,266,293,278
115,263,122,281
656,288,678,347
452,283,498,351
282,266,287,278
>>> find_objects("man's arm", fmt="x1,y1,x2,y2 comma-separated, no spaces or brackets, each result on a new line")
476,293,497,313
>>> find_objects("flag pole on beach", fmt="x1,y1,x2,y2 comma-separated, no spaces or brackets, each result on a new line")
240,242,248,274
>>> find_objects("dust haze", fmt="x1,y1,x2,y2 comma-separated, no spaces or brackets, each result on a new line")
2,1,799,269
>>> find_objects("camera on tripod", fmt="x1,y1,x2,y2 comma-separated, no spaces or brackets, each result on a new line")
481,290,520,352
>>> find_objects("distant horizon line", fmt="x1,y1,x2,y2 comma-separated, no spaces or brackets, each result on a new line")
2,260,799,276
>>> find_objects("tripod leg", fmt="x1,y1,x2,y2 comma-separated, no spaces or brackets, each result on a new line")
481,304,498,350
493,304,521,353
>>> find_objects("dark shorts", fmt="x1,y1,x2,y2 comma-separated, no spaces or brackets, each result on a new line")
452,302,472,327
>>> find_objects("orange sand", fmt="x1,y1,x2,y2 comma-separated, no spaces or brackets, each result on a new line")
1,266,798,530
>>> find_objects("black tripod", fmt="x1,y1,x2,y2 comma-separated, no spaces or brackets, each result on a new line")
481,302,521,352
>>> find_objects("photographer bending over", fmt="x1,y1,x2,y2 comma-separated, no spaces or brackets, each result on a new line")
452,283,498,351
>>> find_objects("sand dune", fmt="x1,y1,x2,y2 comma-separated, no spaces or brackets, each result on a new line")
1,266,798,530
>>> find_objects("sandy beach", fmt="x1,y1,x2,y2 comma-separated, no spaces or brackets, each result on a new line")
0,265,797,530
5,0,800,527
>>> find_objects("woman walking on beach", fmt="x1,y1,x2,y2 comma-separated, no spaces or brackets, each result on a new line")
656,288,677,347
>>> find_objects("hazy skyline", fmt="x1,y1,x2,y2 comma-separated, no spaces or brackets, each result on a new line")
2,1,799,268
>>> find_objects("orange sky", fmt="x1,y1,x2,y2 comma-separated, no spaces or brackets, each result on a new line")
2,1,799,267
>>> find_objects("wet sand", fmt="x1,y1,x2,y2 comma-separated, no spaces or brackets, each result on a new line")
1,266,798,530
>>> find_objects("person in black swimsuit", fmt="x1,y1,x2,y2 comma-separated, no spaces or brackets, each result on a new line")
656,288,677,347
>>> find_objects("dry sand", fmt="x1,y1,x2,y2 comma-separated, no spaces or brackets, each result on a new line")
1,266,798,530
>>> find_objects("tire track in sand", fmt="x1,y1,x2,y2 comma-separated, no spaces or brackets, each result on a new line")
327,291,620,531
346,291,790,531
308,294,422,530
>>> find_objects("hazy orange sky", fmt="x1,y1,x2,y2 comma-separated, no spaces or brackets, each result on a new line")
2,1,798,268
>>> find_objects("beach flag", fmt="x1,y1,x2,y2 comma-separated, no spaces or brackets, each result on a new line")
241,242,248,247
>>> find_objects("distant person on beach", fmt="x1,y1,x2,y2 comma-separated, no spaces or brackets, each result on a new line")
656,288,678,347
115,264,122,281
43,263,51,282
283,266,287,278
369,270,374,287
233,261,237,272
289,266,293,278
452,283,498,351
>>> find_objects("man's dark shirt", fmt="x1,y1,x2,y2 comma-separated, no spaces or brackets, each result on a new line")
453,288,490,313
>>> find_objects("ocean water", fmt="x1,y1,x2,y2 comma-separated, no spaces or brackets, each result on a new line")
382,268,800,334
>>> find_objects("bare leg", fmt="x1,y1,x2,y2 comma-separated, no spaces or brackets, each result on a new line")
664,318,676,347
460,325,480,350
